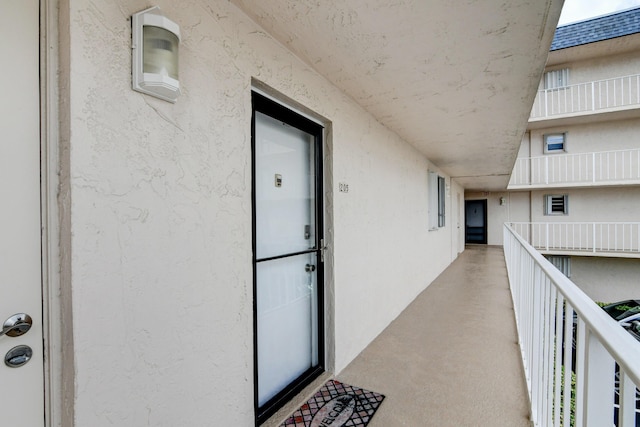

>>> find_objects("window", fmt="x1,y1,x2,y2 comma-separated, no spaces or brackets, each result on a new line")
547,256,571,278
545,194,568,215
429,172,446,229
544,68,569,90
544,133,566,153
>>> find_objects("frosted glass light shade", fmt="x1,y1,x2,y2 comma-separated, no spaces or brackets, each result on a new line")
143,26,179,79
132,7,180,103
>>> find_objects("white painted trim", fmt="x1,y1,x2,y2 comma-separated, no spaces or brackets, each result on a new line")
41,0,64,426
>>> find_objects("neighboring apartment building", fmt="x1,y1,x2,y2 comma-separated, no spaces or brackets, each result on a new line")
469,7,640,303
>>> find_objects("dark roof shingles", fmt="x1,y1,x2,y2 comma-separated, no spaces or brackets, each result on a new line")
551,7,640,51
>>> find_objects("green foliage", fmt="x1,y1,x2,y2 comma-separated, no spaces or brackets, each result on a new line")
558,365,576,427
613,304,636,312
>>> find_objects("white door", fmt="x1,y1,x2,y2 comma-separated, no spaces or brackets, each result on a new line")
253,93,324,422
0,1,46,425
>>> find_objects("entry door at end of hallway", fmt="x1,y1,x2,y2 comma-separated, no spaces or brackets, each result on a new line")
465,199,488,244
252,93,325,418
0,0,46,425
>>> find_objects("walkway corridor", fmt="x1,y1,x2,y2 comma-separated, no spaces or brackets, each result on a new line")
337,245,531,426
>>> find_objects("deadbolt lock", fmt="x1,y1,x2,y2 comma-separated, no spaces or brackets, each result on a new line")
5,345,33,368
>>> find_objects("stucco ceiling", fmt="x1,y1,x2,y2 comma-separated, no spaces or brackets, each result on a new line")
232,0,564,190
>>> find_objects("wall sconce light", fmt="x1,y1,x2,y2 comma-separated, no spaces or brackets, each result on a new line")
132,6,180,103
500,197,506,206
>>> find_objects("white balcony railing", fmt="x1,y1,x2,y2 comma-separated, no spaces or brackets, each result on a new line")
504,224,640,426
509,148,640,187
509,222,640,255
531,74,640,119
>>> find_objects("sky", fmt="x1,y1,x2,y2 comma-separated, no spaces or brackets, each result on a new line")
559,0,640,25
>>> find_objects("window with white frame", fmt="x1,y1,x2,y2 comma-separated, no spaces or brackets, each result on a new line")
544,68,569,90
544,133,566,153
429,172,446,229
544,194,568,215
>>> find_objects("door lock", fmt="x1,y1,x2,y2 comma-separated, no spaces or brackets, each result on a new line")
4,345,33,368
0,313,33,338
305,264,316,273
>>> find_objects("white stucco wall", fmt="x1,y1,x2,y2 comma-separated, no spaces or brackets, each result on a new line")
62,0,458,424
483,186,640,247
464,191,514,246
570,256,640,303
529,187,640,222
552,50,640,87
467,186,640,245
541,48,640,91
528,118,640,157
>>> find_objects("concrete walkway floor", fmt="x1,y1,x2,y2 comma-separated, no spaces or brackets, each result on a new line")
336,245,532,426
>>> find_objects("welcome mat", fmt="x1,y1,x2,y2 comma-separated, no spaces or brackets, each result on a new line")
279,380,385,427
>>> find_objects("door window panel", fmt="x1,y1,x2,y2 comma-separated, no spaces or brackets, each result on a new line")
256,253,318,406
255,112,316,260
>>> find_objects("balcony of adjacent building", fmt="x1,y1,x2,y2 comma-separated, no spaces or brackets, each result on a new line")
266,228,640,427
528,73,640,130
508,148,640,189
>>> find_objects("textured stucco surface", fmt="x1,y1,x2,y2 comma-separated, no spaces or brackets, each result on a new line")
571,256,640,302
231,0,563,191
529,187,640,223
529,118,640,157
465,191,514,246
63,0,461,424
544,49,640,88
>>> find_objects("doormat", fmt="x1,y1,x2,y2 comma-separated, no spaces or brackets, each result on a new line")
279,379,385,427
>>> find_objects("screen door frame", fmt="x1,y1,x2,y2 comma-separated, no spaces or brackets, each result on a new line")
251,92,325,424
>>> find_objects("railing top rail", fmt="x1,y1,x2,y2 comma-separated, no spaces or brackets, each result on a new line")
504,223,640,386
537,72,640,94
515,147,640,162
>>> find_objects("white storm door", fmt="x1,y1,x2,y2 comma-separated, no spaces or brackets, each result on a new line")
0,1,46,425
253,93,324,420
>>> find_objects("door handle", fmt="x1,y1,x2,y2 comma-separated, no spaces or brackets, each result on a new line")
0,313,33,338
305,264,316,273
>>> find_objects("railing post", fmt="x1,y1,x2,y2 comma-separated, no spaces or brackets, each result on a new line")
531,265,541,424
562,304,575,427
592,223,596,253
636,74,640,109
620,370,637,427
592,152,596,183
583,335,616,427
591,81,595,111
545,157,549,185
545,223,549,252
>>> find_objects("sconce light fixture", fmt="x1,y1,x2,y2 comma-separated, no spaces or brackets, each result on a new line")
132,6,180,103
500,197,506,206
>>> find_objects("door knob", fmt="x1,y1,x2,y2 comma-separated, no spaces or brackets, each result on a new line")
0,313,33,338
305,264,316,273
